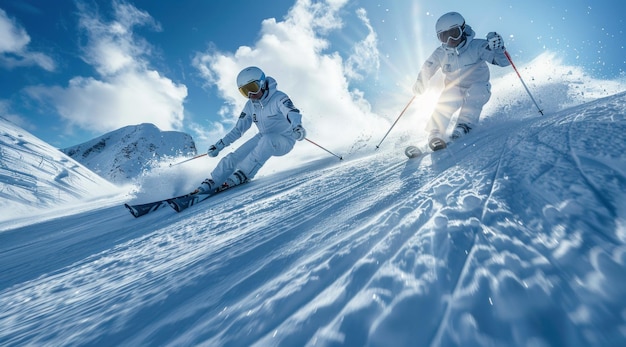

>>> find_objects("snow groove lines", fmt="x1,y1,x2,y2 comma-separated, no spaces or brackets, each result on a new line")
566,112,625,221
0,167,38,189
1,118,117,217
480,142,508,222
198,156,419,346
429,231,480,346
247,180,436,345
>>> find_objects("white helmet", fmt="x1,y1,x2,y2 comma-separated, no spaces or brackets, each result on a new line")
237,66,266,98
435,12,465,44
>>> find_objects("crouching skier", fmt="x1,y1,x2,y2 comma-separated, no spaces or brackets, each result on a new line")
194,66,307,193
412,12,510,151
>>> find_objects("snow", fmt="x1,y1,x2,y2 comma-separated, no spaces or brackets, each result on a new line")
2,89,626,344
0,117,122,221
61,123,197,184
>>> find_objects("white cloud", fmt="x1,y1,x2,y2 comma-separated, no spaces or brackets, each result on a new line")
192,0,388,164
26,0,186,134
344,8,380,81
28,70,186,133
76,0,160,75
0,8,55,71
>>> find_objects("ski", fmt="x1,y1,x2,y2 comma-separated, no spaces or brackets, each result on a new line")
125,192,195,218
167,192,213,213
404,145,423,159
125,181,248,218
405,143,450,159
168,182,247,213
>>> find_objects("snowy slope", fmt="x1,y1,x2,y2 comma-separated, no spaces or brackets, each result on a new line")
0,117,121,221
61,123,197,184
1,92,626,346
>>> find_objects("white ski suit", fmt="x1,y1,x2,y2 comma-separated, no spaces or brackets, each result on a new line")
209,77,303,185
414,25,510,136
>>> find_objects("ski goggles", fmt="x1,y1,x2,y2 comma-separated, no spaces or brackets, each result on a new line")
238,80,264,98
437,25,464,44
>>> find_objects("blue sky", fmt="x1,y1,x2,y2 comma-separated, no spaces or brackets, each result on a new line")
1,0,624,151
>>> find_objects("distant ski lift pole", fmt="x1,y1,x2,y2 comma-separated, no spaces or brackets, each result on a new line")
505,51,544,115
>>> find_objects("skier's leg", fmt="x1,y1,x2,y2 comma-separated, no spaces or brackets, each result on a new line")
454,82,491,136
205,134,261,188
236,134,295,180
425,86,464,140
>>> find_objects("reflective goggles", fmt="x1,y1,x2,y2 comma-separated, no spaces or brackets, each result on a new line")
238,80,264,98
437,25,463,44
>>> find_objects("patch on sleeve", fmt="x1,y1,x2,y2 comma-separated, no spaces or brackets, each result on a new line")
239,112,246,119
282,98,300,113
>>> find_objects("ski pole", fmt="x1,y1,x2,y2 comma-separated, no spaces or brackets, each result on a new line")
375,95,416,149
169,153,208,167
505,51,544,115
305,138,343,160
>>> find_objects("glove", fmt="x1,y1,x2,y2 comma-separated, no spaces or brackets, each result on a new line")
412,78,426,96
207,140,225,157
487,32,504,51
292,125,306,141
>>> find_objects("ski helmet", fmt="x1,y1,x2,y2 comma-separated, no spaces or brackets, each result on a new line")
237,66,266,98
435,12,465,44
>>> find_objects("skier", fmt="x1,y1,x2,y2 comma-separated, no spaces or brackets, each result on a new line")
194,66,306,193
412,12,510,151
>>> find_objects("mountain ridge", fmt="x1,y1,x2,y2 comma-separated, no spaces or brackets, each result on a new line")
61,123,197,184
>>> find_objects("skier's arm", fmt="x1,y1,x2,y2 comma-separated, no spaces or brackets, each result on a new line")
482,32,510,67
413,49,442,95
206,105,253,157
277,95,302,127
221,107,254,146
276,94,306,141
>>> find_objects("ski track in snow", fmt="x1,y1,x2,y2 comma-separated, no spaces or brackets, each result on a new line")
0,120,118,217
1,93,626,346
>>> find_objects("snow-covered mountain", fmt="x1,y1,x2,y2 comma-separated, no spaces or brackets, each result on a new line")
1,91,625,346
0,117,120,220
61,123,197,184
